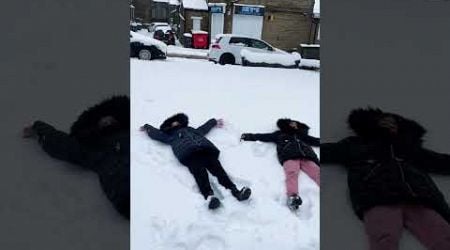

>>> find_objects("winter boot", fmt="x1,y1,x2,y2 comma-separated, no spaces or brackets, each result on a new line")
287,194,303,210
231,187,252,201
207,196,221,210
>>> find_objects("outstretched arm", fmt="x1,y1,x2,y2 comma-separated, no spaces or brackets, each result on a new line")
241,132,278,143
141,124,170,144
320,137,352,165
416,148,450,175
27,121,88,167
196,119,218,135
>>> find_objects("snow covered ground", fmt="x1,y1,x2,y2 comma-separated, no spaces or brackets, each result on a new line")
167,45,208,59
131,58,320,250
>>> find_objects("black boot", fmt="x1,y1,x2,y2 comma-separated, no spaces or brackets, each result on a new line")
231,187,251,201
207,195,221,210
287,194,302,210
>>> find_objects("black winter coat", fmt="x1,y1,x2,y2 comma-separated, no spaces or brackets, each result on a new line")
143,113,220,164
242,119,320,165
321,108,450,222
32,96,130,219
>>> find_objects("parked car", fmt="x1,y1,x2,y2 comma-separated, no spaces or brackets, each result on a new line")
149,22,171,32
208,34,290,65
153,27,176,46
130,31,167,60
130,22,147,32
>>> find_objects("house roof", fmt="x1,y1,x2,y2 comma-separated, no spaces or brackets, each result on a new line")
182,0,208,11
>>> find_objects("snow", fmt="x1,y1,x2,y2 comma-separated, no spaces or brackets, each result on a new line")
131,58,320,250
301,44,320,48
182,0,208,10
167,45,208,59
155,26,172,33
313,0,320,15
300,59,320,69
130,31,168,53
241,49,300,67
153,0,169,3
192,30,208,34
170,0,180,5
234,3,266,8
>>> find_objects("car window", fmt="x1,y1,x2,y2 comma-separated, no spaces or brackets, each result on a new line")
250,39,271,50
229,37,250,47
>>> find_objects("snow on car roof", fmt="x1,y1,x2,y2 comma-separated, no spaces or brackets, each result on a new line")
182,0,208,10
130,31,167,52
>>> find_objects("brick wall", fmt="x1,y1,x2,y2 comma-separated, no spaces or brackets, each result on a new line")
133,0,151,22
184,10,210,33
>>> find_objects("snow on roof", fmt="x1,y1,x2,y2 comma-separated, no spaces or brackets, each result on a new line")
313,0,320,15
169,0,180,5
182,0,208,10
153,0,169,3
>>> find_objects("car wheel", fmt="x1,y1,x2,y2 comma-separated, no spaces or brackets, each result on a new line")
138,49,152,60
219,54,235,65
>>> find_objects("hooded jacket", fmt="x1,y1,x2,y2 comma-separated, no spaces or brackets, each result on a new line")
143,113,220,164
321,108,450,222
241,119,320,165
32,96,130,219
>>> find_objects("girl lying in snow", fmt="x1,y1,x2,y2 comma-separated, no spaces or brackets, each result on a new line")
241,119,320,210
140,113,251,210
23,96,130,219
321,108,450,250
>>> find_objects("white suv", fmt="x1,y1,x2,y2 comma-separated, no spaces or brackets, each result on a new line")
208,34,286,65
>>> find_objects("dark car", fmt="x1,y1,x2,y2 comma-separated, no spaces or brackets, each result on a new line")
130,31,167,60
153,28,176,46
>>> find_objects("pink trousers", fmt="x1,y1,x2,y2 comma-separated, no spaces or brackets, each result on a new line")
364,205,450,250
282,159,320,196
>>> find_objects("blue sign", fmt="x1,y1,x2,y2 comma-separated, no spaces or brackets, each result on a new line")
210,6,224,13
235,5,265,16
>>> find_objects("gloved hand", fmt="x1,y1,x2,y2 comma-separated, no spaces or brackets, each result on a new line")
22,123,36,138
216,119,224,128
139,124,150,131
240,133,250,141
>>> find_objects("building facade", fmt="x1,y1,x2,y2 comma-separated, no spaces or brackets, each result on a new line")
132,0,319,50
208,0,317,50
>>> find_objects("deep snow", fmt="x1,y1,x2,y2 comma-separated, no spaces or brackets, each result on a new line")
241,49,300,67
131,58,320,250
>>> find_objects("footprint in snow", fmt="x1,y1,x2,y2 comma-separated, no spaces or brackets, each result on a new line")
251,143,272,158
194,234,227,250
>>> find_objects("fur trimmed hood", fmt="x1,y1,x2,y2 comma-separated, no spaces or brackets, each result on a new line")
277,118,310,135
70,95,130,144
348,107,426,142
160,113,189,133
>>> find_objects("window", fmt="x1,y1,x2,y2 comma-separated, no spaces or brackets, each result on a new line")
152,4,168,20
229,37,250,47
191,16,202,30
249,39,271,50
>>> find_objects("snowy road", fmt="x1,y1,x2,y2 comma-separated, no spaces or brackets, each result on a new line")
131,58,320,250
